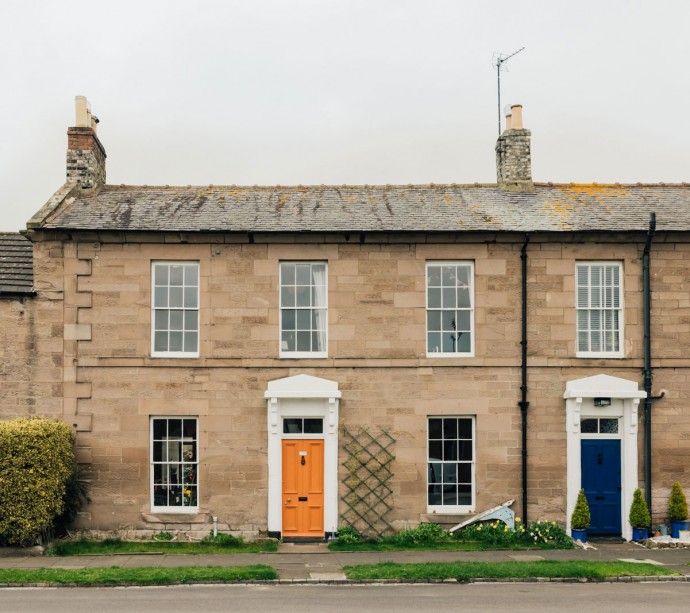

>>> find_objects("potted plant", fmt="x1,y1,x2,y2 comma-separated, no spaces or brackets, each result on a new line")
668,481,689,539
571,489,590,542
629,487,651,541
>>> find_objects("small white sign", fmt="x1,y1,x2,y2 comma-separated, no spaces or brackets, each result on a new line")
299,451,307,456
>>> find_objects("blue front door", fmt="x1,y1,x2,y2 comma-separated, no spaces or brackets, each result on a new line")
581,439,621,535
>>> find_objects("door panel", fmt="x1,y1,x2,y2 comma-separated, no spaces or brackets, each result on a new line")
581,439,621,535
282,439,324,537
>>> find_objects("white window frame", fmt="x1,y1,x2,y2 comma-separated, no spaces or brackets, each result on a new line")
150,416,199,514
279,261,328,359
151,261,200,358
427,416,476,514
575,262,624,358
425,261,475,357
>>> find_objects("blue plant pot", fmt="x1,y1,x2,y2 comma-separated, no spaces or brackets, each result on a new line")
671,520,689,539
631,527,649,541
571,528,587,542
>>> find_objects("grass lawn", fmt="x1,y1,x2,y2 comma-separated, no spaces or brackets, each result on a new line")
47,538,277,556
343,560,678,581
0,565,277,585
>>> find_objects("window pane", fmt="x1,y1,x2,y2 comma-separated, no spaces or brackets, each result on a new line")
443,440,458,461
457,287,471,308
429,463,442,484
296,309,311,330
457,333,471,353
154,310,168,331
153,419,167,439
170,265,184,286
154,286,168,308
442,463,457,483
283,418,302,434
428,485,442,505
295,264,311,285
457,463,471,483
457,419,472,439
443,418,457,438
456,266,470,287
428,440,442,460
428,288,441,308
154,331,168,352
169,287,183,308
457,485,472,505
282,331,296,352
441,310,456,331
443,487,458,506
442,333,456,353
456,311,471,331
442,287,456,309
428,266,441,286
169,332,183,352
296,286,311,307
428,419,442,439
427,332,441,353
304,419,323,434
427,311,441,331
281,286,295,307
282,309,296,330
458,440,472,461
600,418,619,434
184,311,198,331
184,287,197,308
154,265,169,286
296,331,311,352
170,310,183,330
184,264,198,286
183,332,198,353
153,441,164,462
581,418,597,433
168,419,182,438
442,266,455,285
281,263,295,285
183,419,196,439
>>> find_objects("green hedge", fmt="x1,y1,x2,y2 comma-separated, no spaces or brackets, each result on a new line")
0,418,74,546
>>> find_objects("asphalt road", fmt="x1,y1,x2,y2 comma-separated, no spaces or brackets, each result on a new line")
3,583,690,612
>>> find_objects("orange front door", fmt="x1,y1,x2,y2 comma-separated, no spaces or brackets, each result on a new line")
282,439,325,537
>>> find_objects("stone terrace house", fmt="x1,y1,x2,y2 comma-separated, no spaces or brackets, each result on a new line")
7,97,690,541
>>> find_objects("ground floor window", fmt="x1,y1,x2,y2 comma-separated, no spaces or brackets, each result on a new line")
427,416,474,511
151,417,198,511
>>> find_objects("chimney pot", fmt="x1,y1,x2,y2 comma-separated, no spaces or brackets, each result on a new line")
510,104,523,130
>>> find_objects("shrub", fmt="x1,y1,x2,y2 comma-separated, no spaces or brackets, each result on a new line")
335,525,363,544
458,520,572,548
392,523,453,545
0,418,74,546
668,482,688,522
629,488,651,528
571,489,591,530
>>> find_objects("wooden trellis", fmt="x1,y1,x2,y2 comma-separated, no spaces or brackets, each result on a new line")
341,426,396,538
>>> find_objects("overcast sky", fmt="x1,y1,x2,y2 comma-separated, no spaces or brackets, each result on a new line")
1,0,689,231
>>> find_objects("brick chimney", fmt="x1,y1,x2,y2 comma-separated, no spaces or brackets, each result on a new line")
495,104,534,192
66,96,106,190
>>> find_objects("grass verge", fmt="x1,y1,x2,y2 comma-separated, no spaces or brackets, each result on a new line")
47,537,277,556
0,565,277,585
343,560,677,581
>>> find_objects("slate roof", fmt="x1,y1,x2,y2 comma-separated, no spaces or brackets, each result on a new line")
0,233,33,294
37,183,690,234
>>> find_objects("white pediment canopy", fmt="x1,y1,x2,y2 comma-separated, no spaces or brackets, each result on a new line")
264,374,341,400
563,374,647,399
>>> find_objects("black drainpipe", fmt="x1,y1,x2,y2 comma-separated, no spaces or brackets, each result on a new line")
519,234,530,523
643,212,656,517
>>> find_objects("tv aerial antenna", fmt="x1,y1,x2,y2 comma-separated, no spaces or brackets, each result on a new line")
492,47,525,136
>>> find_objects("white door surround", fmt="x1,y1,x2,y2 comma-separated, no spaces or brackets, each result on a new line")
564,374,646,542
264,374,341,537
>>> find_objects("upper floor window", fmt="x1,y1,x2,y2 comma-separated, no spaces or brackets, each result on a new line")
426,262,474,356
152,262,199,357
576,262,623,358
280,262,327,358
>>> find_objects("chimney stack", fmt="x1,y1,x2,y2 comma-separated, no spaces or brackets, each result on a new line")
66,96,106,190
495,104,533,192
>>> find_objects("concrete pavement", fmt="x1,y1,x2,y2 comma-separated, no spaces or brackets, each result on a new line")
0,540,689,581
